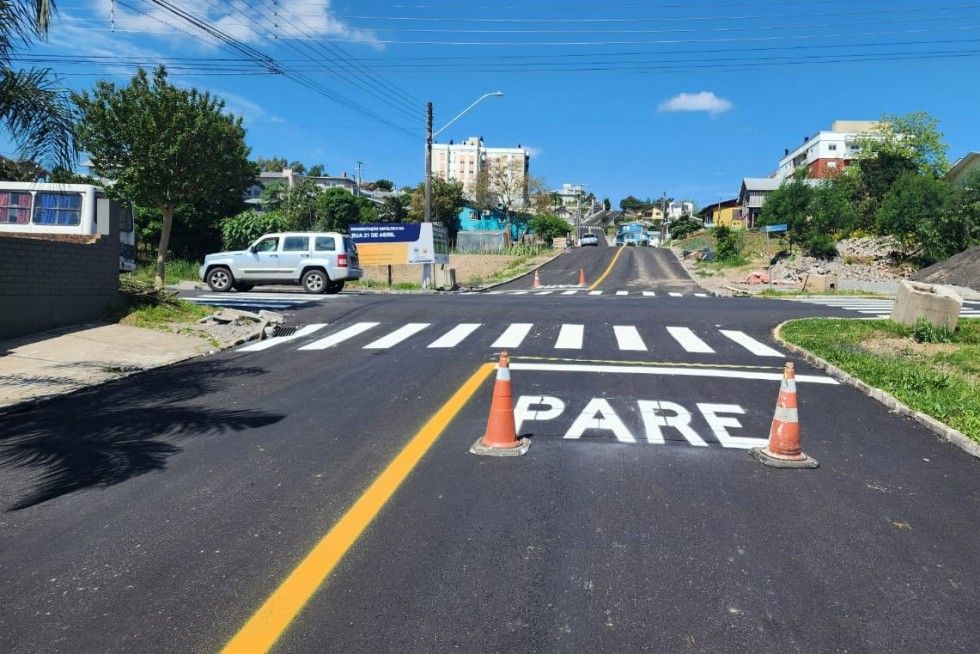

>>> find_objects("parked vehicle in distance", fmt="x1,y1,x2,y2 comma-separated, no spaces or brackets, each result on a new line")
200,232,362,294
616,222,651,247
0,182,136,271
579,233,599,246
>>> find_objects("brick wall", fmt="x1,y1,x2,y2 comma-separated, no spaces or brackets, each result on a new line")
0,231,120,339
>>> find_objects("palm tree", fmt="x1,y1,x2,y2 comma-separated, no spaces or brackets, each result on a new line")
1,1,75,167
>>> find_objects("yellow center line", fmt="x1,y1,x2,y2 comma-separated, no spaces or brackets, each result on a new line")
221,362,496,654
588,246,625,290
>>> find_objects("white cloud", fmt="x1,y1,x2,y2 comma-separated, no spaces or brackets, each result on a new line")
658,91,733,116
90,0,380,47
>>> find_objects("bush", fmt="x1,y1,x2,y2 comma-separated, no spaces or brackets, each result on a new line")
221,210,291,250
803,233,838,259
713,225,742,262
668,216,702,240
911,317,954,344
528,214,571,245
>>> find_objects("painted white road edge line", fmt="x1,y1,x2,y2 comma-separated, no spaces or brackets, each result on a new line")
509,362,838,384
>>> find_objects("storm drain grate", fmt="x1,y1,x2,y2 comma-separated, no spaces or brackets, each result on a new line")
271,324,299,338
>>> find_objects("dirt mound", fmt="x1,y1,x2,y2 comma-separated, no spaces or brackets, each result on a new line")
912,246,980,291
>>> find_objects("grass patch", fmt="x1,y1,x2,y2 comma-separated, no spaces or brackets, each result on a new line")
128,259,200,285
122,301,211,329
780,318,980,441
346,279,423,291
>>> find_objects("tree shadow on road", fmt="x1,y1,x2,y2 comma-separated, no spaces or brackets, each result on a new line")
0,360,282,511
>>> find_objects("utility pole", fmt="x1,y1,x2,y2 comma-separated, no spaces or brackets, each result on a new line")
354,160,363,196
423,101,433,289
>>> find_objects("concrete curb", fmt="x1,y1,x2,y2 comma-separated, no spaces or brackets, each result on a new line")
467,248,567,292
664,247,715,296
0,323,265,417
772,320,980,460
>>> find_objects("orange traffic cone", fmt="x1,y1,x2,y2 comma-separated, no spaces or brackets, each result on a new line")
533,270,542,288
578,268,587,287
470,352,531,457
751,362,818,469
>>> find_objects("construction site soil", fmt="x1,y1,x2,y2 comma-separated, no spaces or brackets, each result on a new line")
913,245,980,291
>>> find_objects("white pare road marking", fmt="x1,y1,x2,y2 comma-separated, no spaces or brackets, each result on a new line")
666,326,715,354
514,395,770,450
564,398,636,443
492,323,534,349
555,324,585,349
514,396,565,434
238,323,327,352
588,290,603,296
562,290,579,295
616,290,629,296
509,362,837,384
718,330,784,357
668,292,683,297
298,322,379,350
613,325,647,351
428,323,481,348
535,290,554,295
642,291,656,297
364,323,430,349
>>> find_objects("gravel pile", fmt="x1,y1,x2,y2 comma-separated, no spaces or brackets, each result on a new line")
912,245,980,291
770,236,913,284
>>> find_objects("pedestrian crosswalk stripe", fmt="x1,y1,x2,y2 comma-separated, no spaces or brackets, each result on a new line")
492,323,534,349
555,324,584,349
535,290,554,295
615,290,629,296
428,323,481,348
666,326,715,353
364,323,430,349
642,291,656,297
298,322,379,350
668,292,683,297
588,290,602,296
238,323,327,352
785,296,979,318
562,290,579,295
694,293,708,298
511,291,529,295
251,322,787,359
613,325,646,351
719,330,784,357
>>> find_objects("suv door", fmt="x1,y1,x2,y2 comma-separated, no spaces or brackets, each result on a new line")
241,236,281,280
278,235,311,280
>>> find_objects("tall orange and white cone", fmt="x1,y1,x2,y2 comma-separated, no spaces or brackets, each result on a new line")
533,270,542,288
751,362,818,469
578,268,587,287
470,352,531,457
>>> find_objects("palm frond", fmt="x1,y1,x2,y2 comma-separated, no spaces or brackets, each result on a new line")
0,66,75,167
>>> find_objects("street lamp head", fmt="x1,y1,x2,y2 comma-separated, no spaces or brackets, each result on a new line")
491,91,504,97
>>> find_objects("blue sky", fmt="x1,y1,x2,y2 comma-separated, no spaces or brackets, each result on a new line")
4,0,980,207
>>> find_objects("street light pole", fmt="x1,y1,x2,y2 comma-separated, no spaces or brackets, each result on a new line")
422,92,503,289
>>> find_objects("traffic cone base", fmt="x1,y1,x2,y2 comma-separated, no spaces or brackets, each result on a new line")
578,268,587,287
751,361,818,469
533,270,542,288
470,352,531,458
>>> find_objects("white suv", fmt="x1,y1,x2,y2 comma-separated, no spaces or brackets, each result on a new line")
200,232,362,294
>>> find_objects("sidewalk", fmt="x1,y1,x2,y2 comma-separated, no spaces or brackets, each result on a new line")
0,323,216,411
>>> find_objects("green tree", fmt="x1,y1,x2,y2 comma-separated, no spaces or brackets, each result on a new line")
315,187,364,232
288,160,306,175
1,1,75,167
378,195,406,222
619,195,651,213
854,151,917,230
856,112,949,177
667,216,702,241
47,165,100,185
0,154,45,180
408,177,465,242
954,169,980,246
809,175,860,237
254,155,287,172
307,163,325,177
529,214,571,245
221,209,290,250
876,172,959,263
74,66,255,287
373,178,394,191
260,178,320,230
602,197,611,211
758,179,814,247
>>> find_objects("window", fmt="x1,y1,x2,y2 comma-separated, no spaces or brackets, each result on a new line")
282,236,310,252
314,236,336,251
828,144,838,151
120,205,134,232
254,237,279,252
33,192,82,225
0,191,32,224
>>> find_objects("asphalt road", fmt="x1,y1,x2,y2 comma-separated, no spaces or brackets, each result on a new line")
1,262,978,652
496,244,702,295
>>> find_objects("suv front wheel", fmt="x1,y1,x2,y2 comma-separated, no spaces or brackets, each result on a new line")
301,269,328,294
206,266,234,292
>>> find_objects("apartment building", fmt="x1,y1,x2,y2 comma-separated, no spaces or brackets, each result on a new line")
773,120,878,181
431,137,530,204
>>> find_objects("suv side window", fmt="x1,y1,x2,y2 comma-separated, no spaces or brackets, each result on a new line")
283,236,310,252
255,237,279,252
314,236,336,252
